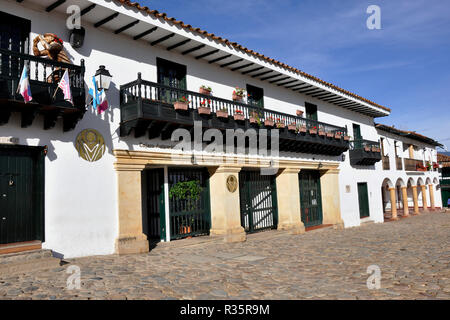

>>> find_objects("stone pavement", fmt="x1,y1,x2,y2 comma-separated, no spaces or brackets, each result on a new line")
0,212,449,300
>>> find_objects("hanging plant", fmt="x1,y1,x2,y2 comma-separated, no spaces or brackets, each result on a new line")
169,180,203,202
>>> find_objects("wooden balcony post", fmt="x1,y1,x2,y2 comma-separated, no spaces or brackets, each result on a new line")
389,187,398,220
401,186,409,216
276,167,305,234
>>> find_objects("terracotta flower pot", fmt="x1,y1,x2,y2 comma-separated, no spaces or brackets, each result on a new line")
334,134,342,140
264,119,274,127
326,132,334,138
180,226,192,234
371,146,378,152
296,110,304,116
343,136,350,141
364,146,371,152
276,122,285,129
216,110,228,118
234,113,245,121
174,102,188,111
309,128,318,135
288,124,296,131
299,126,307,133
232,93,243,102
250,117,258,124
318,130,325,136
198,106,211,115
199,88,211,96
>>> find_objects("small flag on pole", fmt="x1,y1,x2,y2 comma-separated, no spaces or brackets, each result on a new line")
17,65,32,103
88,76,99,110
97,89,109,114
57,69,73,105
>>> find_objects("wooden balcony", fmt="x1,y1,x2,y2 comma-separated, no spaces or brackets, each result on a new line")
348,139,381,166
404,158,425,171
119,74,350,156
0,48,86,132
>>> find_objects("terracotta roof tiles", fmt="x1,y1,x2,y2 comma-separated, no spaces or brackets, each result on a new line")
116,0,390,113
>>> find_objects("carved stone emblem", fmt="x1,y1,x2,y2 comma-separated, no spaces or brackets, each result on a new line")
226,175,238,193
75,129,105,162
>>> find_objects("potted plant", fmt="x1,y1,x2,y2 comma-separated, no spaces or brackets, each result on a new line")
198,99,211,115
216,107,228,119
199,85,212,96
288,122,297,131
234,109,245,121
174,96,190,111
326,132,334,138
343,135,351,141
296,110,304,117
298,124,307,133
371,146,378,152
334,132,342,140
364,145,371,152
232,87,245,102
264,116,274,127
426,161,432,171
275,118,285,129
309,126,318,135
318,126,326,136
249,111,262,125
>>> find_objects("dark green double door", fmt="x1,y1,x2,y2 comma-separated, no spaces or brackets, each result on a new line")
239,171,278,233
299,170,323,227
357,182,370,218
144,167,211,242
0,146,44,245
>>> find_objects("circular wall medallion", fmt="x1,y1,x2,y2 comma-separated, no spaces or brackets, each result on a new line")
226,175,238,193
75,129,106,162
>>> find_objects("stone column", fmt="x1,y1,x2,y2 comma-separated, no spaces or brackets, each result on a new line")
208,166,246,243
421,185,428,211
115,164,149,255
412,185,420,214
389,187,398,220
428,184,435,211
276,167,305,234
401,186,409,216
320,169,344,229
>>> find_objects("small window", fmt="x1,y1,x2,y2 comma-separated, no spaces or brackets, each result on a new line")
246,84,264,108
156,58,187,103
305,102,318,121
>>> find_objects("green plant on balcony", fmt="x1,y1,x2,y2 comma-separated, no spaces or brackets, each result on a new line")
198,99,212,115
275,117,285,129
232,87,246,102
174,96,190,110
199,85,212,95
426,161,432,171
249,110,262,126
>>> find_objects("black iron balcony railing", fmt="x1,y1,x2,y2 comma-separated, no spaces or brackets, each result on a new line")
0,48,85,131
382,155,390,170
396,157,403,170
348,139,382,166
119,74,350,156
404,158,426,171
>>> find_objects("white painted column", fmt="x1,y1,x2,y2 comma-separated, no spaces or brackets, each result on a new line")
164,166,171,242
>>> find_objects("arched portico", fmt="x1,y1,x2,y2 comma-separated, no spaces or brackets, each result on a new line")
396,178,409,217
382,178,398,220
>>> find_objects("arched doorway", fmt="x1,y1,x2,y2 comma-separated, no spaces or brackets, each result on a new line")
381,178,397,220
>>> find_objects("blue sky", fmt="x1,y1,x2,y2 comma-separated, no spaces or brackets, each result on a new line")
142,0,450,150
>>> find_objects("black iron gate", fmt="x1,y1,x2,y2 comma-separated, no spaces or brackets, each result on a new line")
168,168,211,240
0,146,44,244
144,168,165,243
239,170,278,233
299,170,323,227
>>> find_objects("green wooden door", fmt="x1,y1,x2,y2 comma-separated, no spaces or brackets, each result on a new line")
145,168,165,242
246,84,264,108
157,58,187,103
239,171,278,233
299,170,323,227
357,182,370,218
305,102,318,121
0,146,44,245
168,168,210,240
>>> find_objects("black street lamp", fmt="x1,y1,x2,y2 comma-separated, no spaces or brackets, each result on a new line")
94,65,113,91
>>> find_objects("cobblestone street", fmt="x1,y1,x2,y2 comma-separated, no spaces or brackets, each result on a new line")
0,212,449,300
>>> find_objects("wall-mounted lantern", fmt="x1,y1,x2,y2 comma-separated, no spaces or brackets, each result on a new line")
94,65,113,91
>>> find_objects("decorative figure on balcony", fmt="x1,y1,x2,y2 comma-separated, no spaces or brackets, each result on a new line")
33,33,71,83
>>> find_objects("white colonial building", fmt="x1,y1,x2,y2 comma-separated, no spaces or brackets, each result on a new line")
0,0,442,258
